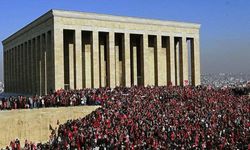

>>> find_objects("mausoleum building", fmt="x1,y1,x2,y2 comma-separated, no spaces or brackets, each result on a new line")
2,10,201,95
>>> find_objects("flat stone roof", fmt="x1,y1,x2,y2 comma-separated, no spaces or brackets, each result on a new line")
2,9,201,44
53,9,200,28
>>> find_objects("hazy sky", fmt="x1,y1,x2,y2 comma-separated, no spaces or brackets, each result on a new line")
0,0,250,82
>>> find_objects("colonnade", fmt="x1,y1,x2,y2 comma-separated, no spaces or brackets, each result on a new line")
57,29,200,90
4,29,200,95
3,10,201,95
4,31,53,95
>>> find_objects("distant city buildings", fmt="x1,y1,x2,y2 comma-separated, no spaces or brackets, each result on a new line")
201,73,250,88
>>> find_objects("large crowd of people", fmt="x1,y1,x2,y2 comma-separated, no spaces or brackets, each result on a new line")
2,85,250,149
0,88,108,110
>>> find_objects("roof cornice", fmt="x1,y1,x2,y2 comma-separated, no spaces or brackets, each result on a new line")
52,9,201,29
2,10,53,45
2,9,201,45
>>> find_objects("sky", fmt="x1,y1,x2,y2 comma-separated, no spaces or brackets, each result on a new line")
0,0,250,82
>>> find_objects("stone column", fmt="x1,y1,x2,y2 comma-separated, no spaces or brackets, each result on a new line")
123,33,131,87
8,49,11,92
115,45,120,86
7,50,10,92
40,34,48,95
5,51,8,92
147,37,155,86
46,31,53,93
75,29,83,89
181,37,188,86
12,48,15,92
92,31,100,88
17,44,21,93
119,60,123,86
5,50,7,92
23,44,26,93
132,46,137,85
9,49,11,92
157,35,167,86
20,46,22,92
16,46,19,92
53,28,64,90
21,44,25,93
27,42,30,93
142,34,149,86
8,50,11,92
36,37,41,95
21,45,24,93
39,38,42,95
83,33,92,88
14,47,17,93
100,44,106,87
69,43,75,89
27,40,32,94
193,37,201,86
175,41,180,86
17,47,20,93
26,42,29,93
19,45,22,92
30,40,34,94
7,50,9,92
8,49,10,92
11,48,14,93
10,49,12,92
40,36,45,95
108,32,115,88
35,37,39,94
19,45,21,92
169,36,176,86
13,48,16,92
44,34,48,94
3,51,6,92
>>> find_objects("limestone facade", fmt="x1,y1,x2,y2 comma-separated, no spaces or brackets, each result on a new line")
2,10,201,95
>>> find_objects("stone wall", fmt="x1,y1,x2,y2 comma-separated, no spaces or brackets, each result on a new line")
0,106,99,148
